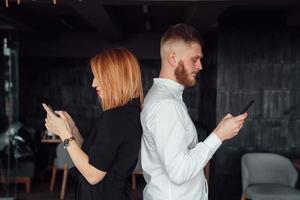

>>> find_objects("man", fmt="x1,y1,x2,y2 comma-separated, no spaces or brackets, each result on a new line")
141,24,248,200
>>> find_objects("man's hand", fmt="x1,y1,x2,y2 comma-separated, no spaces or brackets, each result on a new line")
213,113,248,142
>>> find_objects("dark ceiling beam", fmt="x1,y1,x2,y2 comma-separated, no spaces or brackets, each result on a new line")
64,0,122,42
0,6,64,41
0,15,37,33
100,0,300,5
3,0,300,6
185,3,228,33
185,0,300,33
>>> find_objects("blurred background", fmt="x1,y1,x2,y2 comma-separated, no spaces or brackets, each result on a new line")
0,0,300,199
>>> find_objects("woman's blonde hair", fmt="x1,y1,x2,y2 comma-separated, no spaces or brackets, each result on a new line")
90,48,143,111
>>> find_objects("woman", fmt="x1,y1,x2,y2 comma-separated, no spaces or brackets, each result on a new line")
42,48,143,200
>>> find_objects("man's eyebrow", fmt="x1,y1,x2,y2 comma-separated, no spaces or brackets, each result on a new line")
192,55,202,59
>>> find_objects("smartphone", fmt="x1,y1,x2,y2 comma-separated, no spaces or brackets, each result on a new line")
239,100,254,115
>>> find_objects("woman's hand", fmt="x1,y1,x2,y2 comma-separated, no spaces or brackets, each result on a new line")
60,111,78,133
61,111,84,146
42,104,105,185
42,104,72,141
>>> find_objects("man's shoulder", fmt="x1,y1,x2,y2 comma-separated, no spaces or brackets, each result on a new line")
143,86,178,108
141,91,183,123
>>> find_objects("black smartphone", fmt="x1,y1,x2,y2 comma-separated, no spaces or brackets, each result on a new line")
239,100,254,115
47,104,56,115
42,103,59,117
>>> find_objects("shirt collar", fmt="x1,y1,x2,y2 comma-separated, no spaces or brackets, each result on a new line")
153,78,184,97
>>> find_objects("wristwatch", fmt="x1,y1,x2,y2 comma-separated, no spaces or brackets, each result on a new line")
63,136,75,149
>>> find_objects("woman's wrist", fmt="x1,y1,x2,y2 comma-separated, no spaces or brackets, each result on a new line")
73,127,79,136
60,131,73,141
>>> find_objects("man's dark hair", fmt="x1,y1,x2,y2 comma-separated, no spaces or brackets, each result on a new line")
161,24,203,47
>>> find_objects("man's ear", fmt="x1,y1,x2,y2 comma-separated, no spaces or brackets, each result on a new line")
168,52,177,67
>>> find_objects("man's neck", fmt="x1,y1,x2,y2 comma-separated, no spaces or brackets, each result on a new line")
159,65,178,83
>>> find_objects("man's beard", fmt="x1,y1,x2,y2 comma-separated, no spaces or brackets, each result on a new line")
175,61,197,87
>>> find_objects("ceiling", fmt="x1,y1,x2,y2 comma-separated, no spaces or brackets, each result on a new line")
1,0,300,43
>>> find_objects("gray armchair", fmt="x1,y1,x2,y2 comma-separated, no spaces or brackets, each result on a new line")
50,142,74,199
241,153,300,200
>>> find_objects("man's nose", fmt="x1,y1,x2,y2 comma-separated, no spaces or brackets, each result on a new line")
196,61,203,70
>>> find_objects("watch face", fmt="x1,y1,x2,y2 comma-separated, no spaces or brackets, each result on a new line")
64,137,74,149
64,139,69,146
63,140,69,148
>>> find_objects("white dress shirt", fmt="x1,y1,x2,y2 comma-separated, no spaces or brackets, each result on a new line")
141,78,222,200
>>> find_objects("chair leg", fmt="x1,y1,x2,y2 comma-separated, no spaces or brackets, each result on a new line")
241,193,247,200
132,173,137,190
50,165,57,191
25,178,31,193
60,164,68,199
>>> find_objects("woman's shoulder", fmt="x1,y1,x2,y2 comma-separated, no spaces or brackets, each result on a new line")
100,107,140,128
103,98,141,117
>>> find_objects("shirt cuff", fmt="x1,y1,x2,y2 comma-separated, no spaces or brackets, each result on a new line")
203,133,222,153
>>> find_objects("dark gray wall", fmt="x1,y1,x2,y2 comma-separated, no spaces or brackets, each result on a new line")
19,58,98,137
210,29,300,200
